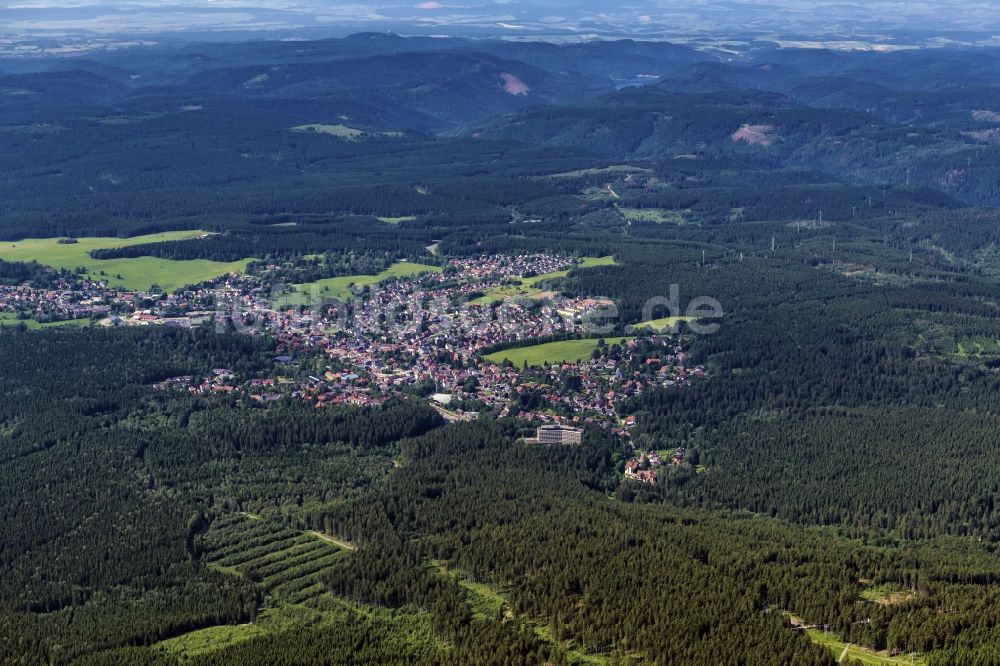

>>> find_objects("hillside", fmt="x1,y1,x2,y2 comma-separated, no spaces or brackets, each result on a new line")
6,33,1000,666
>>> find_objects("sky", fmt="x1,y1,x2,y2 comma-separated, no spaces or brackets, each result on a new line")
2,1,999,40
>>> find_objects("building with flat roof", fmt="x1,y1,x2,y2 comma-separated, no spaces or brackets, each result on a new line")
536,424,583,445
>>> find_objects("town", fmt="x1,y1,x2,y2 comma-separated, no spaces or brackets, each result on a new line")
1,254,704,445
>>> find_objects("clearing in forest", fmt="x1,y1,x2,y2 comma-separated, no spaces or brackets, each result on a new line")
630,316,696,333
153,514,375,660
787,613,926,665
618,208,692,224
0,231,251,292
198,513,350,606
804,627,925,665
430,561,608,665
290,124,365,139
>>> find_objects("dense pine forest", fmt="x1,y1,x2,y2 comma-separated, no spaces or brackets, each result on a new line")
6,31,1000,665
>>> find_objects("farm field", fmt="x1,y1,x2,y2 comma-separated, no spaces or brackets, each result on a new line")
276,261,442,306
485,337,632,367
0,231,252,292
472,256,616,305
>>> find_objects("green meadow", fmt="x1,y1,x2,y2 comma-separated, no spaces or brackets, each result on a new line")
955,338,1000,357
429,561,607,665
630,316,696,332
485,337,632,367
618,208,692,224
804,627,925,665
0,313,92,329
430,561,507,621
0,231,252,292
275,261,442,306
473,256,615,305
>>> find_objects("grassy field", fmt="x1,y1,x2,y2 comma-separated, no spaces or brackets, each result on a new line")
545,165,651,179
0,231,252,292
473,256,615,305
804,627,926,665
471,283,547,305
485,337,632,367
156,614,273,657
155,600,435,660
618,208,691,224
0,313,92,329
955,338,1000,357
290,123,364,139
275,261,442,306
197,515,349,601
630,316,696,332
860,583,918,606
430,561,607,665
430,561,507,620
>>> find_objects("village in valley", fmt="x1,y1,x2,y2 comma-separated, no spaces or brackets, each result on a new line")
0,253,706,485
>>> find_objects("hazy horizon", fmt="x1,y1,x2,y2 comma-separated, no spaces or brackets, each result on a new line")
3,1,1000,42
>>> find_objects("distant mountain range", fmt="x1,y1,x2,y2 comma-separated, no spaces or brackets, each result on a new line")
5,33,1000,207
0,36,709,131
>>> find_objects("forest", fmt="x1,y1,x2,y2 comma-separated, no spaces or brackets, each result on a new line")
6,31,1000,666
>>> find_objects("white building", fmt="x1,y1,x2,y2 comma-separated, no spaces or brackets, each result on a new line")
536,424,583,445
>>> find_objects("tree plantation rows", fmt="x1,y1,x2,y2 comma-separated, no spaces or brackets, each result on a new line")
0,329,441,664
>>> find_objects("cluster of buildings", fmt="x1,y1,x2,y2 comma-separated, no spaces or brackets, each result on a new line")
4,253,705,432
625,454,660,485
0,280,115,322
624,446,688,485
252,256,700,425
0,277,226,328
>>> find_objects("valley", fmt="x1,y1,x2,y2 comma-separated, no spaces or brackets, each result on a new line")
5,26,1000,666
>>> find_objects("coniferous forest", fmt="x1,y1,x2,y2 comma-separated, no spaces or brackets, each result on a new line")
7,28,1000,666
